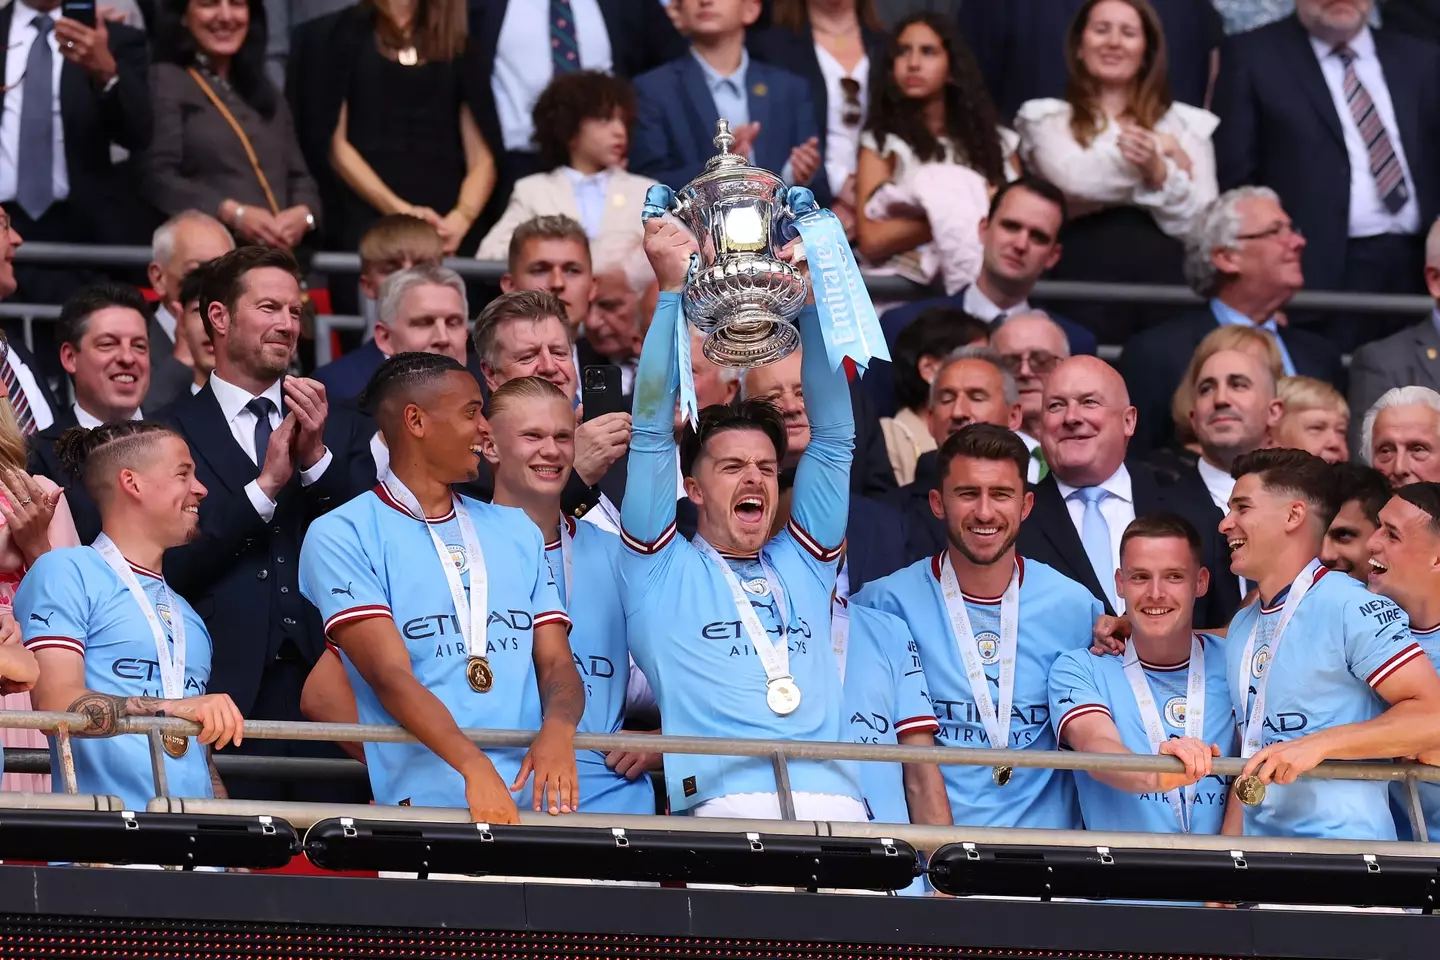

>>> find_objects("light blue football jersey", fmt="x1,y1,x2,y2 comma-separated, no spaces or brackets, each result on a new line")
620,295,859,810
1393,623,1440,841
1226,566,1423,840
1048,638,1237,834
854,554,1100,829
299,484,568,808
541,517,654,815
16,547,214,809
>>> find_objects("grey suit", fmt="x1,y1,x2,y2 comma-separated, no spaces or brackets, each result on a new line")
1346,311,1440,451
140,62,321,221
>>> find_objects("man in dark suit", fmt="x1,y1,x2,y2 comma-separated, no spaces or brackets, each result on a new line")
1212,3,1440,350
958,0,1223,124
630,0,825,201
1348,218,1440,449
160,246,376,802
314,264,471,404
1018,357,1241,630
0,213,61,436
1,0,152,306
28,282,153,545
866,177,1097,419
1122,187,1345,455
465,0,685,230
144,212,235,412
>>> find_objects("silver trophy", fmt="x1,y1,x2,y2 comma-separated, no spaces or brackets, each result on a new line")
659,119,809,368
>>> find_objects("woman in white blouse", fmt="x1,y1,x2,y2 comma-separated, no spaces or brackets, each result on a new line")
855,13,1015,281
1015,0,1218,342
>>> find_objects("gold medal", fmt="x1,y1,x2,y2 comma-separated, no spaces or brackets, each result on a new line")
467,656,494,693
992,765,1013,787
765,676,802,715
1235,775,1266,806
162,733,189,759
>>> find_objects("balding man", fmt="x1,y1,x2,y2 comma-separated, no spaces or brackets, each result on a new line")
1363,386,1440,485
1017,357,1242,626
145,211,235,411
992,311,1070,465
885,347,1025,562
1188,348,1283,512
1348,218,1440,452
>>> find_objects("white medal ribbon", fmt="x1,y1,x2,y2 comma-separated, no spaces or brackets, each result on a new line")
832,594,851,684
558,520,574,607
695,538,796,707
1122,635,1206,833
938,554,1020,754
92,533,185,700
381,469,488,663
1236,559,1321,759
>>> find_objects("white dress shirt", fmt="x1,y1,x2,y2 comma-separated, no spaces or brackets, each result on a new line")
492,0,613,152
208,373,332,522
814,44,867,199
562,166,613,239
0,0,69,204
1015,429,1042,484
1015,99,1218,239
2,348,54,431
152,304,178,344
1195,456,1234,514
962,283,1028,326
1054,463,1135,611
73,402,141,429
1308,28,1421,238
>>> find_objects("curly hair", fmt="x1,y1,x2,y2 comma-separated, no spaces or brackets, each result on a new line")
531,71,637,170
864,12,1005,186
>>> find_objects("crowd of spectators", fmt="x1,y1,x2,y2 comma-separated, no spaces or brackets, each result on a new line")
5,0,1440,889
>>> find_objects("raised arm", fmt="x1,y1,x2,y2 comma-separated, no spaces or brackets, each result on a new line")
621,220,697,547
789,304,854,554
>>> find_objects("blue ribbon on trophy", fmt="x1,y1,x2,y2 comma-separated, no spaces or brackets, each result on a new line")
782,186,889,374
641,183,700,429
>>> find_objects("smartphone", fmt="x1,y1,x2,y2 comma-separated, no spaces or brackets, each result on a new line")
581,365,626,422
61,0,96,26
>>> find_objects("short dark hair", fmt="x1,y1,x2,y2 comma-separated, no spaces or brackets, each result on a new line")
934,422,1030,491
178,262,213,312
358,351,470,417
892,308,990,412
987,175,1069,226
680,399,788,477
473,290,573,369
507,216,590,275
54,421,180,504
532,71,637,169
1232,447,1340,529
1120,512,1203,566
1397,482,1440,534
57,282,150,349
1330,462,1392,527
200,246,302,339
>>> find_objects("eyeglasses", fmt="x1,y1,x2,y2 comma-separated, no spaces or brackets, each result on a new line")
0,211,10,235
840,77,862,128
998,351,1062,375
1235,222,1303,243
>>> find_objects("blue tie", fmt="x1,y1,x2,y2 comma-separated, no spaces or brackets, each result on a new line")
551,0,580,74
17,15,55,221
248,397,276,470
1075,487,1117,610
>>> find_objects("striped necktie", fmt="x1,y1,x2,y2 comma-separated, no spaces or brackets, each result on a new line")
0,351,36,436
551,0,580,74
1334,44,1409,215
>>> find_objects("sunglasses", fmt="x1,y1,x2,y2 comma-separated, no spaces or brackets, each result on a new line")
840,77,862,128
998,351,1062,376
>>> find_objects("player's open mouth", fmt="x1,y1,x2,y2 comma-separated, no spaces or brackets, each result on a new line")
1227,537,1246,550
734,496,765,523
1138,606,1172,617
183,505,199,514
468,444,484,456
967,525,1000,537
1369,557,1389,575
530,465,562,480
111,373,137,385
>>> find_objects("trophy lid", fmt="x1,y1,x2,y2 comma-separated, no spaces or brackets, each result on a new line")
703,119,751,173
683,119,785,196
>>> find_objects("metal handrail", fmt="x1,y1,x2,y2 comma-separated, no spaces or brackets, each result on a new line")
12,242,1434,314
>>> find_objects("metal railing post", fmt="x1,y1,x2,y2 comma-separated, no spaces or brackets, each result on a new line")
54,723,78,795
146,730,170,800
1406,774,1429,842
771,750,796,820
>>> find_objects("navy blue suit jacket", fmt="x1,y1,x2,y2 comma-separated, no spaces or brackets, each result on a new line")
863,288,1100,418
313,340,385,405
1212,16,1440,290
845,495,909,594
630,54,827,204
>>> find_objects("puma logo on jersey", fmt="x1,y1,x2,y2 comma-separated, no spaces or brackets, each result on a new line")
331,583,355,599
29,612,51,626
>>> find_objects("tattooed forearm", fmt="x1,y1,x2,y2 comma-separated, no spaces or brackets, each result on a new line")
539,665,585,728
66,692,168,737
207,749,229,799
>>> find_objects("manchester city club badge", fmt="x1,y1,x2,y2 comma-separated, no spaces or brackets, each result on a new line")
975,631,1000,665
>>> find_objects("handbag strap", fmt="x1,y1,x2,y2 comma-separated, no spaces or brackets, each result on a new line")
187,67,282,216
